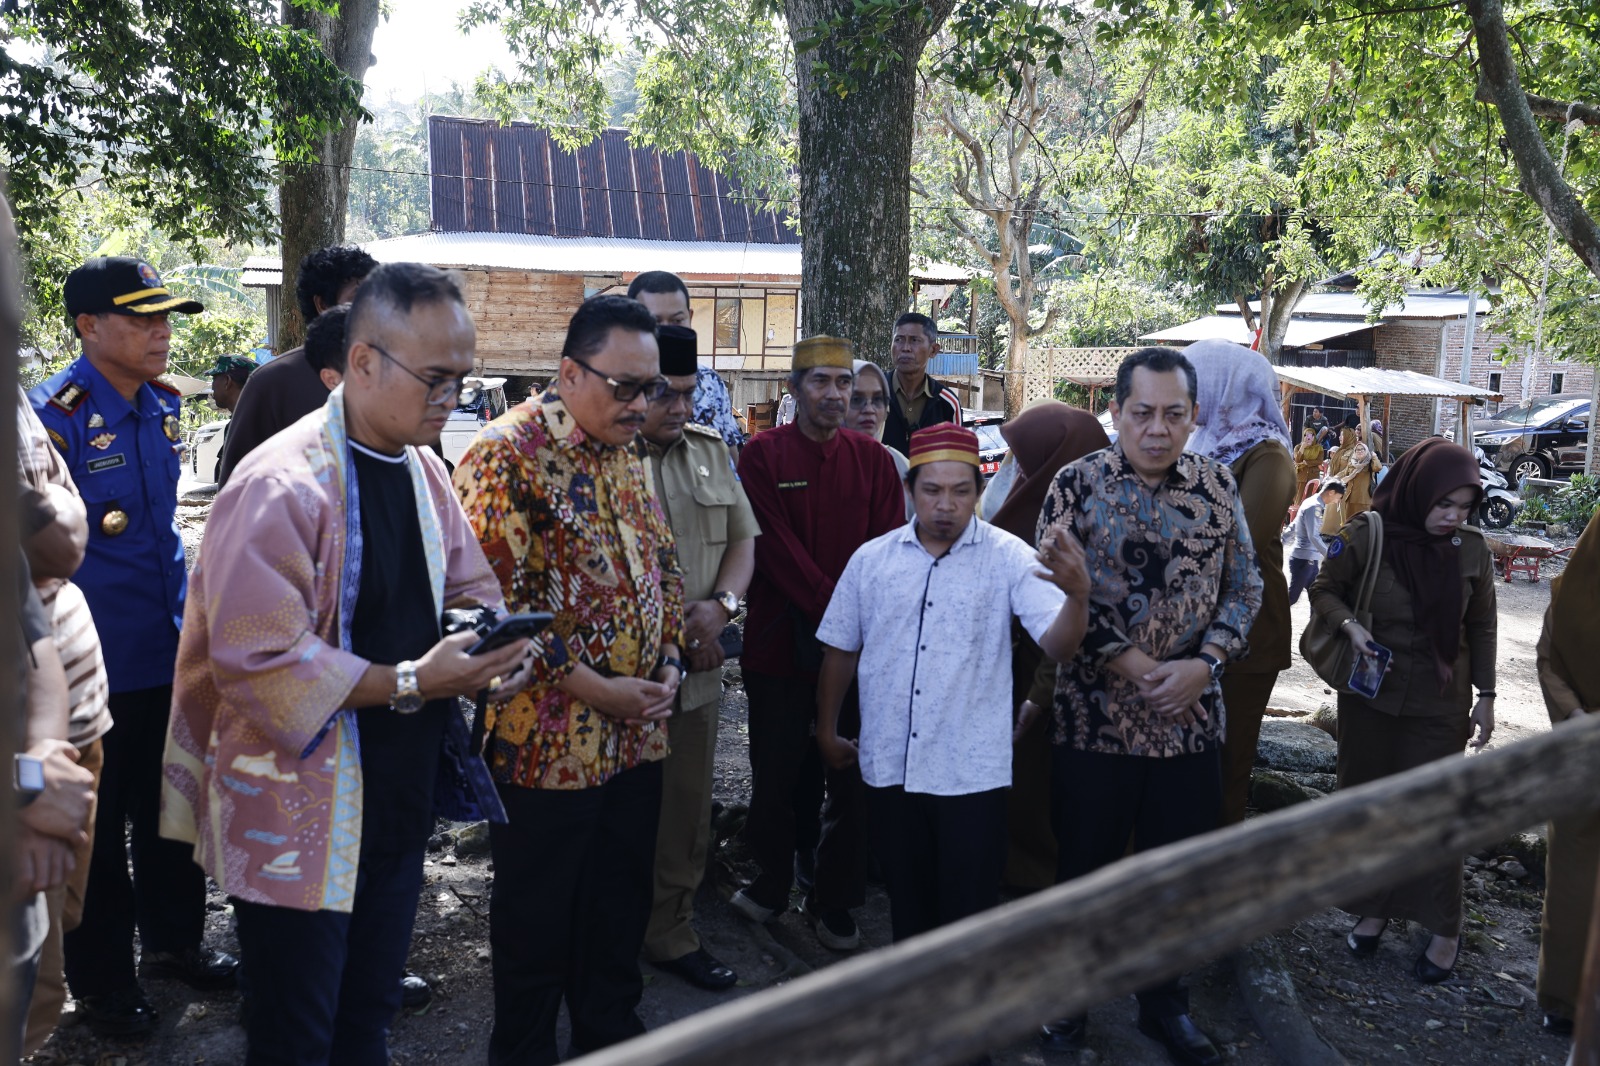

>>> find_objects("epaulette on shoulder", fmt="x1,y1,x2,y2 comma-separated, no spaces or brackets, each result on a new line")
149,377,182,397
47,381,87,414
684,422,722,439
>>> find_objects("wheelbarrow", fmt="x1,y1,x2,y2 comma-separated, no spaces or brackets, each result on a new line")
1484,532,1574,583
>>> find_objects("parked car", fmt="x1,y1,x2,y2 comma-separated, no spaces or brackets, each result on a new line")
441,376,509,467
1472,395,1591,484
964,409,1008,479
189,418,228,484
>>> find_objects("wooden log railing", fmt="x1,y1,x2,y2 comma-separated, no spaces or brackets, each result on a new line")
577,713,1600,1066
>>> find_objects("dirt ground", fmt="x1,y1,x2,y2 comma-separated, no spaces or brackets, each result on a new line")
26,516,1581,1065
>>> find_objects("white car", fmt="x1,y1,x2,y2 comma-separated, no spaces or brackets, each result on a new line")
189,418,229,485
441,377,509,467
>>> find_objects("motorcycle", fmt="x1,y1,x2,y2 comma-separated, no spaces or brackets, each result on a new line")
1475,447,1521,529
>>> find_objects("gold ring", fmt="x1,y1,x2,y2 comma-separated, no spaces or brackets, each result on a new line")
488,675,503,692
689,639,701,649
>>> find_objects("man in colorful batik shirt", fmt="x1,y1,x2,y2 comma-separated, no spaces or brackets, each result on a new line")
454,294,685,1066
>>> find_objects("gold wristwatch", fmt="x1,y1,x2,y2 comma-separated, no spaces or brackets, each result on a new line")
713,590,740,618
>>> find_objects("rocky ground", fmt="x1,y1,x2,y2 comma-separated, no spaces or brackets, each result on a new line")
28,512,1581,1065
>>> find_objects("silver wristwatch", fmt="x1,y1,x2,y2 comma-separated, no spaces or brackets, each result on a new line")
390,660,424,714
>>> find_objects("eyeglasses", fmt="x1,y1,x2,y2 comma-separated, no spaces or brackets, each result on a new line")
365,342,480,407
849,394,888,410
569,357,668,402
649,383,696,408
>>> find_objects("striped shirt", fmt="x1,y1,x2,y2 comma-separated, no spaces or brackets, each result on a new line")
16,388,111,746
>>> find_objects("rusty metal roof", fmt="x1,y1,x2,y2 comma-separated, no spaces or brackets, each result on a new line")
1274,364,1503,403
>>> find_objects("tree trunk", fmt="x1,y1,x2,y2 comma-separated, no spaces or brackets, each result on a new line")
277,0,382,350
1004,327,1031,417
1466,0,1600,282
1259,278,1308,364
786,0,955,363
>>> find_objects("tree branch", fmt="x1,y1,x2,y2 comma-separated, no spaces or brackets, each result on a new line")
1466,0,1600,281
1472,81,1600,127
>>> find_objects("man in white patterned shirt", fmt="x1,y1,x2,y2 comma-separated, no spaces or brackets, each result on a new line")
815,424,1087,946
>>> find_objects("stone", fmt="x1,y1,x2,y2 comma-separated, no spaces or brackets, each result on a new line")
1308,702,1339,738
1254,719,1339,774
1499,860,1529,880
1250,770,1325,812
454,819,492,857
1290,772,1338,794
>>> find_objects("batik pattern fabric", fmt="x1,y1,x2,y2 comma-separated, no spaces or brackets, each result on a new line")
453,389,685,791
1037,446,1262,758
161,387,505,913
694,367,744,449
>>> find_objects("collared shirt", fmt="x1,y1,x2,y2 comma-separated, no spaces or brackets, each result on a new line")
894,373,935,427
645,423,761,710
454,389,685,790
1038,445,1262,757
693,367,744,449
1288,500,1328,561
15,390,111,745
817,516,1066,795
30,357,186,693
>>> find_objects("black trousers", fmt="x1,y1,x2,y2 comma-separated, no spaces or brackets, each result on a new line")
1287,557,1320,605
232,848,424,1066
487,761,662,1066
866,785,1006,942
64,685,206,997
1051,745,1222,1019
740,670,866,913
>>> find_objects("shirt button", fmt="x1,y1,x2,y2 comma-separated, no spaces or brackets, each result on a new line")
911,732,918,739
920,645,926,651
914,689,921,695
926,601,932,607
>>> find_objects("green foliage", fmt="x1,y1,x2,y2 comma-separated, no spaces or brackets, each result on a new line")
1043,271,1199,348
347,93,435,243
1520,492,1551,524
1554,474,1600,528
1,0,364,251
169,303,268,380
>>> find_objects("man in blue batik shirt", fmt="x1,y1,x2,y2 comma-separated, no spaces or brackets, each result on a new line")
29,256,238,1038
626,270,745,454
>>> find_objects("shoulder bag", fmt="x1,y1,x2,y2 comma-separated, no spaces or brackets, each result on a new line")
1299,512,1384,692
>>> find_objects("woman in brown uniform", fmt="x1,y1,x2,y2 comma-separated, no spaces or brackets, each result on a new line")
1293,428,1324,503
1310,438,1496,983
1184,339,1297,825
987,401,1108,889
1534,510,1600,1036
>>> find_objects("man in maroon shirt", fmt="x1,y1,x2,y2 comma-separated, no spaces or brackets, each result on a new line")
732,337,905,950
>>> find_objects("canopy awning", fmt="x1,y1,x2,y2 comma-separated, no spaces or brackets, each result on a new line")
1274,364,1503,403
1140,315,1376,348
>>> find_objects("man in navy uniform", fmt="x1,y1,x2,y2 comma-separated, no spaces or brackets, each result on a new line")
30,257,238,1038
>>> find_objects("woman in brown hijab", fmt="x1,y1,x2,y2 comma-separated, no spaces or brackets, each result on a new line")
988,401,1109,889
1310,438,1496,983
1535,510,1600,1036
1293,428,1325,504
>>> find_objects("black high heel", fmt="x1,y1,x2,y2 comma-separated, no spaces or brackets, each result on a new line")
1346,917,1389,956
1415,935,1461,984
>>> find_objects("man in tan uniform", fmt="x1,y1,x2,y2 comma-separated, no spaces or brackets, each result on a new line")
640,324,759,990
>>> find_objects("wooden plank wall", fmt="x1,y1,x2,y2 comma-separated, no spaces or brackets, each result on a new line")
457,269,585,375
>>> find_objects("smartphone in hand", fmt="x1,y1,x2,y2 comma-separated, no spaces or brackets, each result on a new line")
1348,641,1392,699
468,613,554,655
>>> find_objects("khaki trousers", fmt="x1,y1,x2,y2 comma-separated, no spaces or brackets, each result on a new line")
1219,672,1277,826
1539,806,1600,1020
24,738,104,1055
644,697,720,962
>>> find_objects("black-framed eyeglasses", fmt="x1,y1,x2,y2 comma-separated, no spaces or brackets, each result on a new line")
365,342,480,407
569,356,668,402
649,382,696,408
849,394,888,410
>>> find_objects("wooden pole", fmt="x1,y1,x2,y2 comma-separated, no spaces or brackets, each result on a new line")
1357,395,1369,447
576,716,1600,1066
1382,395,1392,455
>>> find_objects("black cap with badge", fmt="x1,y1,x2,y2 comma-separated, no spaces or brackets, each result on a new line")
64,256,206,319
657,324,699,377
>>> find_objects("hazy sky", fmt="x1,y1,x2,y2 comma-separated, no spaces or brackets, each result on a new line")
364,0,517,104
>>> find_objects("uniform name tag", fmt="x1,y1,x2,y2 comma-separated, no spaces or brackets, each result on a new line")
87,454,127,473
778,480,808,490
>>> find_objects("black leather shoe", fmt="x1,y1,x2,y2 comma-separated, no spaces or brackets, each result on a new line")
655,948,739,991
401,971,433,1010
1544,1013,1575,1037
140,945,239,990
1136,1012,1223,1066
1414,937,1461,984
78,986,159,1039
1038,1015,1088,1053
1346,917,1390,957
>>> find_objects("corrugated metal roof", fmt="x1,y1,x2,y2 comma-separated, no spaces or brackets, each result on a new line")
241,255,282,288
1140,315,1376,347
361,231,802,279
1275,365,1503,402
1215,291,1482,320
